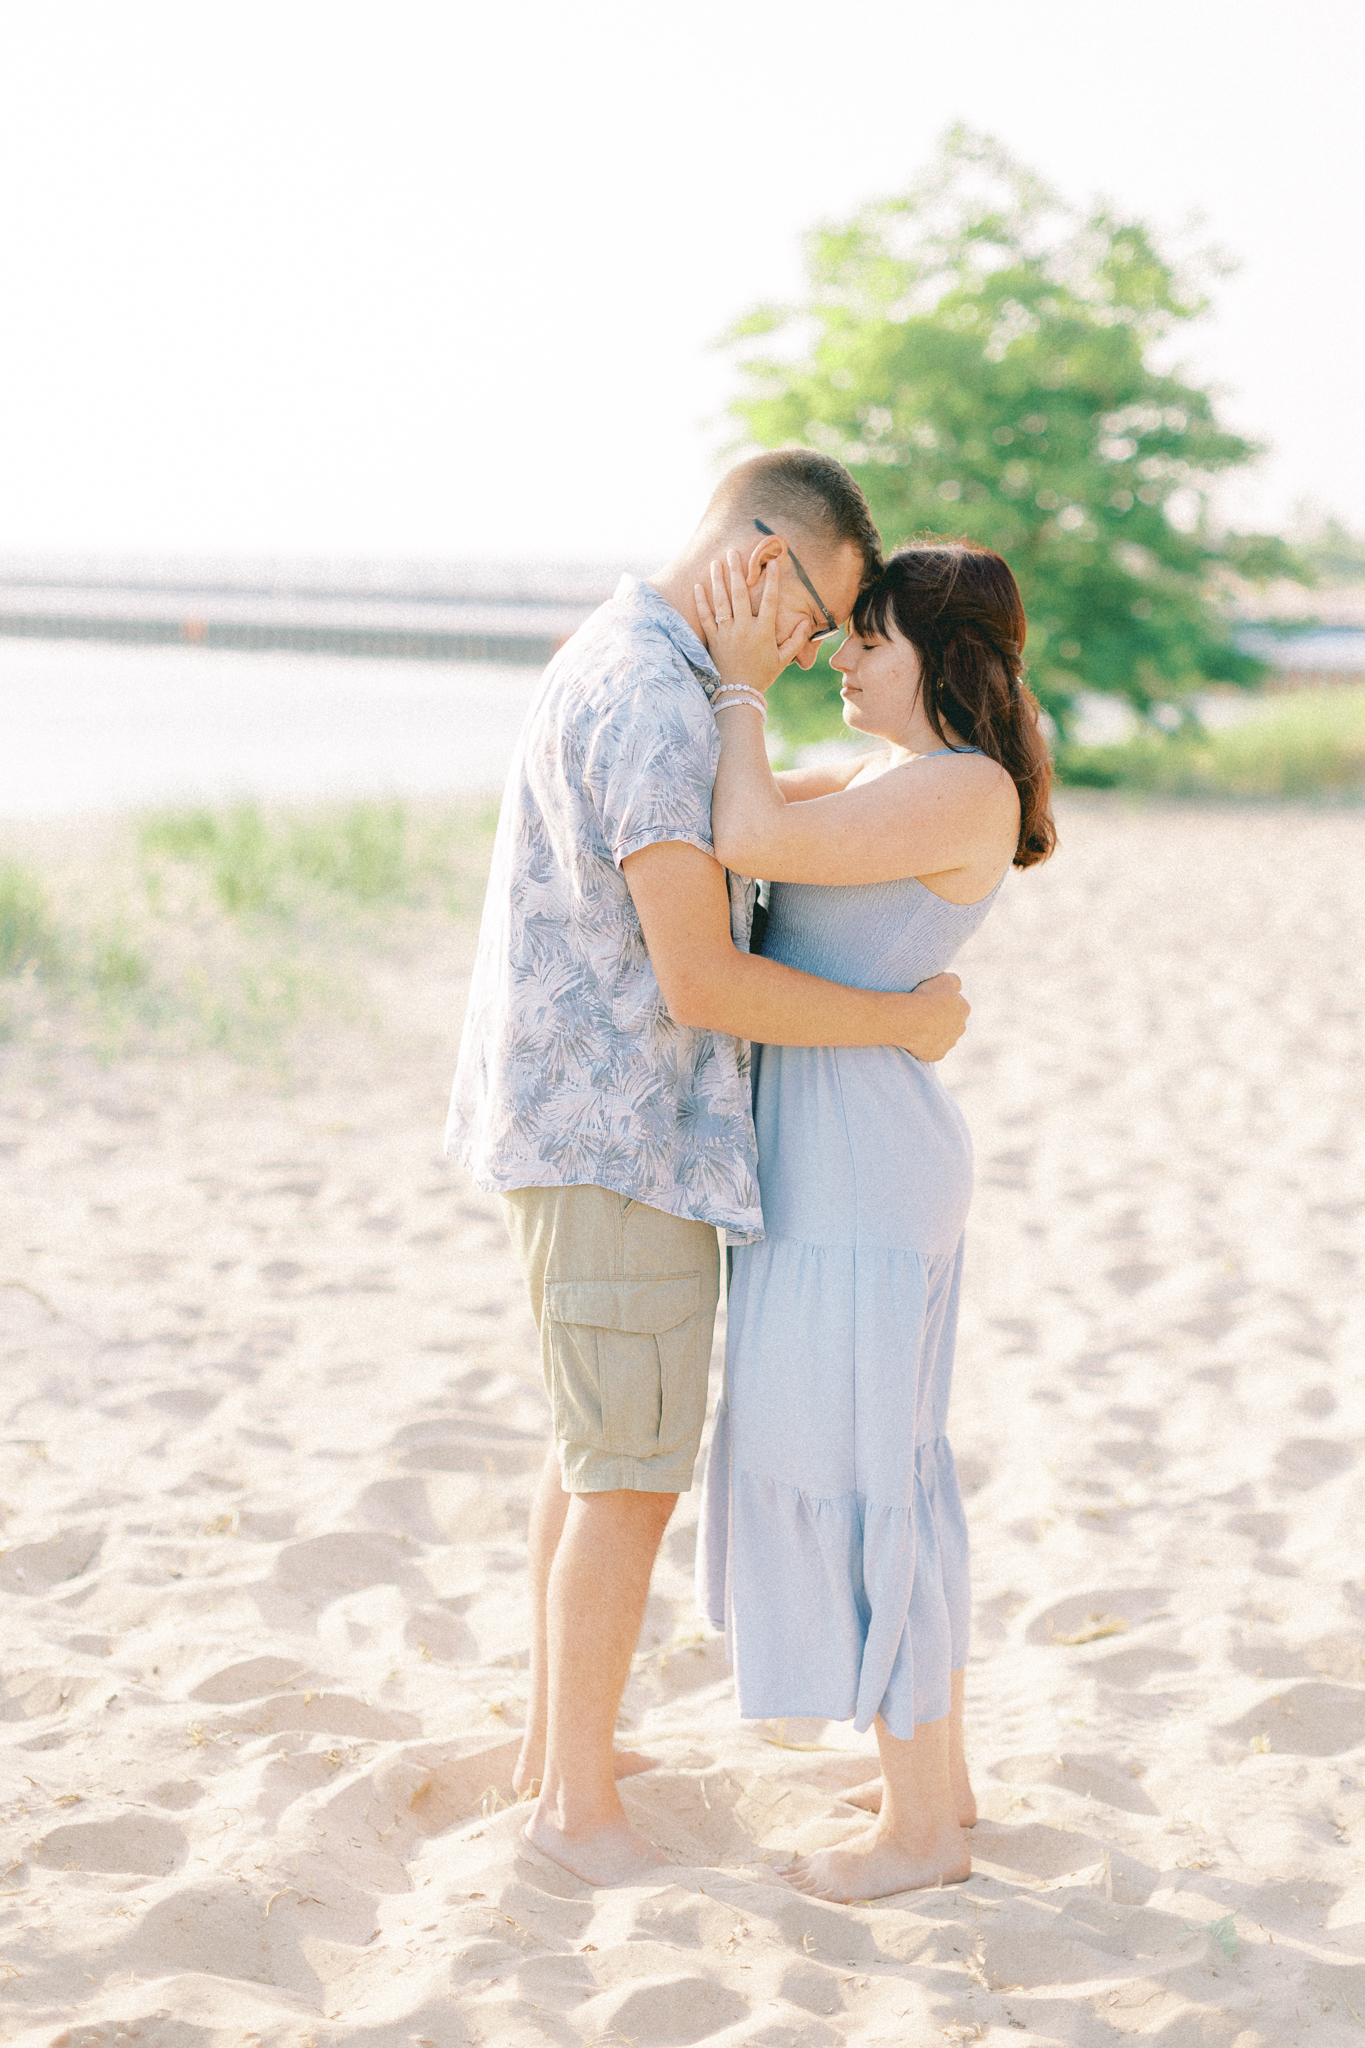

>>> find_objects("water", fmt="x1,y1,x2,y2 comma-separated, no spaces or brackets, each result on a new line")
9,630,1359,820
0,638,543,817
1238,625,1365,673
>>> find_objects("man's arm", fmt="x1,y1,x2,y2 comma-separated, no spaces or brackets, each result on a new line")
622,840,968,1060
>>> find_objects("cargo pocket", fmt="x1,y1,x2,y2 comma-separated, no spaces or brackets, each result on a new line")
544,1275,702,1461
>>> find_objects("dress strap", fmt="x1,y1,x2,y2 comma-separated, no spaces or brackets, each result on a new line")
919,745,981,757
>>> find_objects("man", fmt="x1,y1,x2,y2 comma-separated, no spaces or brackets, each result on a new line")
446,449,969,1883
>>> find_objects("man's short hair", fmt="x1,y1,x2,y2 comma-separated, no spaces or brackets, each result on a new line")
706,449,883,585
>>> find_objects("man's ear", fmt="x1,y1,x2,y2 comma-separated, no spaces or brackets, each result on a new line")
745,533,784,588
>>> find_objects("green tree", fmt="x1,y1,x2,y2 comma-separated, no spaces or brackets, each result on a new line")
727,127,1301,744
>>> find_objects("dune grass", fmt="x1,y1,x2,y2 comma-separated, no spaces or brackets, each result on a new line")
1057,688,1365,797
8,702,1356,1058
139,800,417,914
770,649,1365,798
0,856,154,1046
769,670,1365,798
0,797,500,1060
0,862,60,977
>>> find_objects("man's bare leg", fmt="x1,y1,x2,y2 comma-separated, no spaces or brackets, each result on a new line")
790,1710,970,1902
841,1668,977,1825
513,1448,657,1798
524,1486,677,1884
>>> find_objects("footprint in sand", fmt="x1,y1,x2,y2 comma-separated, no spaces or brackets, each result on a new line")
121,1884,324,2000
401,1604,479,1662
572,1975,750,2045
189,1656,325,1704
969,1819,1106,1881
1225,1510,1290,1549
392,1414,546,1475
1092,1643,1197,1687
217,1693,420,1741
991,1753,1159,1815
1273,1437,1356,1491
268,1530,431,1604
348,1474,451,1545
37,1815,185,1877
146,1780,204,1810
0,1670,99,1720
402,1736,528,1834
1025,1586,1169,1647
1224,1682,1365,1757
148,1386,220,1419
0,1526,103,1595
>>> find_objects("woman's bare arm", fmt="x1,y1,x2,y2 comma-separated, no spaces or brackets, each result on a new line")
773,748,885,803
713,706,1017,886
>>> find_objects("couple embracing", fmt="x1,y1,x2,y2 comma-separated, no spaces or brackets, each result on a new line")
447,450,1055,1900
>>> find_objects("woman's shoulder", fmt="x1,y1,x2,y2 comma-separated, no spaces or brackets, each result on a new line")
880,748,1020,878
885,746,1018,805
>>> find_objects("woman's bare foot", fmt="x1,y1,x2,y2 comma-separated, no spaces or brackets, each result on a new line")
513,1745,658,1800
839,1775,977,1828
788,1820,970,1902
523,1807,670,1886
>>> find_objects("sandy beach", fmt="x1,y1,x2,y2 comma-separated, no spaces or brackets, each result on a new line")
2,794,1363,2047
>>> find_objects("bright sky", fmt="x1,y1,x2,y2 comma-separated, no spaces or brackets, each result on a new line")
1,0,1360,565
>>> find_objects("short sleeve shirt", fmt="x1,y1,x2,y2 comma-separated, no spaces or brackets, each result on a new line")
445,576,763,1241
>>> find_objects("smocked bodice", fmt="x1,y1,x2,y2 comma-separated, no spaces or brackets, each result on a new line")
760,872,1004,993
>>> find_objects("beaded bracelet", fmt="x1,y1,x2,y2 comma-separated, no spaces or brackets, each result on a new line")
712,687,768,720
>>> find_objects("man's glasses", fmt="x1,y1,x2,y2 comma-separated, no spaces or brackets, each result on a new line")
753,519,839,641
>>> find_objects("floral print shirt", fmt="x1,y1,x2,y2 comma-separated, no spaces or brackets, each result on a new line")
445,576,762,1240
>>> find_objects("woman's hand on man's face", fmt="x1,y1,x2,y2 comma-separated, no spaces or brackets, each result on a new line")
694,549,810,694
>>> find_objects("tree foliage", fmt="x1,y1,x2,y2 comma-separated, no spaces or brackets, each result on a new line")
728,128,1301,738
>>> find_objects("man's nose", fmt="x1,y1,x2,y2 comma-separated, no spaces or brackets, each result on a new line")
795,642,820,670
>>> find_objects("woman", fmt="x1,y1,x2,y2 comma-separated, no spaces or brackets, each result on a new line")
694,538,1055,1902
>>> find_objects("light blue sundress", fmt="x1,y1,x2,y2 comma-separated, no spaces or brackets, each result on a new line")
697,812,1004,1740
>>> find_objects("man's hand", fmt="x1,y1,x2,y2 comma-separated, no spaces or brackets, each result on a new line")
901,972,969,1061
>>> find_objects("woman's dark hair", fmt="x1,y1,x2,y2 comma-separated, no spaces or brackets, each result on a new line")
851,541,1056,868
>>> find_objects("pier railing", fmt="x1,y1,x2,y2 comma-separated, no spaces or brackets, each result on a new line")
0,557,633,664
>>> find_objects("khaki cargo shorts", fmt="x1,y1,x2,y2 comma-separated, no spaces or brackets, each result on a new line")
501,1184,721,1495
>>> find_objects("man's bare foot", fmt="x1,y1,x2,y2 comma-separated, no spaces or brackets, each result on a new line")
523,1807,670,1886
787,1821,970,1902
513,1746,658,1800
839,1776,977,1828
